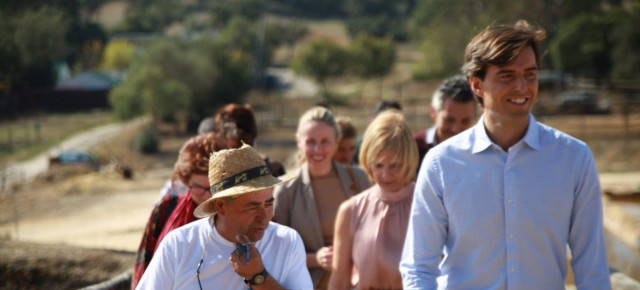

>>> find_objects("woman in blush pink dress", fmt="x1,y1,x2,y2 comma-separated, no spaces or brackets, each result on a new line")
329,109,419,290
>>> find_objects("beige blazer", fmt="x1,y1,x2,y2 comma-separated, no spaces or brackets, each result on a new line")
272,160,371,286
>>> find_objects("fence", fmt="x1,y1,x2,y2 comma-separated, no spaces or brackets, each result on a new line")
252,93,640,172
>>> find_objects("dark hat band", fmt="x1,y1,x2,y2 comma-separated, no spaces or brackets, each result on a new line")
210,165,271,193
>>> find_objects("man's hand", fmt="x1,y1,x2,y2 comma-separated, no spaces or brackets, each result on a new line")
230,235,265,280
316,246,333,271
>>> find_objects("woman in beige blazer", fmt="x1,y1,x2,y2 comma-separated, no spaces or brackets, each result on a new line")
273,107,371,288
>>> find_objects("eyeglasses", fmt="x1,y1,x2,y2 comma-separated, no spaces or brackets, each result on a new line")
197,220,214,290
196,222,250,290
190,184,211,195
196,255,205,290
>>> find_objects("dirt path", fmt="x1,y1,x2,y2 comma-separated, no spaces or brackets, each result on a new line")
600,171,640,191
2,170,637,251
2,188,157,252
2,117,148,190
0,168,166,252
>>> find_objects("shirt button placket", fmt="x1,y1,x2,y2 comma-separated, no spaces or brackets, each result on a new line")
504,159,516,284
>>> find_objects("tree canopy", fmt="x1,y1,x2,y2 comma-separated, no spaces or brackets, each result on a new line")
0,6,70,93
549,13,616,82
0,0,107,118
408,0,635,81
102,40,136,72
348,34,396,79
291,38,348,99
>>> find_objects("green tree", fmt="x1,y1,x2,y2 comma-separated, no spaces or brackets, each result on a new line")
349,34,396,78
408,0,615,79
109,36,257,125
109,40,214,123
269,21,309,62
270,0,344,16
611,9,640,79
102,40,136,72
109,78,144,120
208,0,266,28
343,0,413,40
138,67,191,122
412,21,474,79
120,0,185,32
12,7,69,69
291,38,348,101
0,6,70,94
192,38,254,116
219,16,259,54
549,13,616,83
0,1,107,108
348,34,396,99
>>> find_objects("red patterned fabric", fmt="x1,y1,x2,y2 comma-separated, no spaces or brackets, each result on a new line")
130,191,198,289
155,191,198,252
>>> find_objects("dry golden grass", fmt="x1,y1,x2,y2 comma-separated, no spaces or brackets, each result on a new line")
0,111,115,163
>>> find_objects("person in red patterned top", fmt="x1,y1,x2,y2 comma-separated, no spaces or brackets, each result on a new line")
130,133,227,289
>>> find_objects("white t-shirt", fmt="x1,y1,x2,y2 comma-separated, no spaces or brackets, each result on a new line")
137,218,313,290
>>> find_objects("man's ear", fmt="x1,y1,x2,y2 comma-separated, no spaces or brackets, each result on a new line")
469,77,484,98
214,199,226,216
429,105,437,121
469,76,484,98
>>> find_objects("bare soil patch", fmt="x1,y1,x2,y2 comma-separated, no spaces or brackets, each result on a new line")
0,240,133,290
0,121,185,288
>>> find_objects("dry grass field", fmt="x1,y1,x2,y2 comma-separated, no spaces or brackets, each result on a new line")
0,110,115,163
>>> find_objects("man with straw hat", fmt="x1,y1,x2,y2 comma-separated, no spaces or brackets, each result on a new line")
137,144,313,289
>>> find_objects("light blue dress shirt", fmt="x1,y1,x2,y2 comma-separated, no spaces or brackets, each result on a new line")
400,114,611,290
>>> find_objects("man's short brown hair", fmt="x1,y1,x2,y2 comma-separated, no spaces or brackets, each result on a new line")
462,20,546,81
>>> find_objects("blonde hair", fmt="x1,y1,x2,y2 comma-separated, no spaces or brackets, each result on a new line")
295,106,339,166
296,106,339,137
359,109,418,184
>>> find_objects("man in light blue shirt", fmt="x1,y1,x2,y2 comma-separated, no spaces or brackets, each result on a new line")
400,20,611,289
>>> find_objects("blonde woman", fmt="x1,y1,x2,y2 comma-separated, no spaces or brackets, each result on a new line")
329,109,419,289
273,106,371,288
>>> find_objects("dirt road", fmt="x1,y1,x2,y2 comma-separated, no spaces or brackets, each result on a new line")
0,168,167,252
2,118,148,191
1,169,637,251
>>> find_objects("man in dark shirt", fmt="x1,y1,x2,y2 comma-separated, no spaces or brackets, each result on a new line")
413,75,477,168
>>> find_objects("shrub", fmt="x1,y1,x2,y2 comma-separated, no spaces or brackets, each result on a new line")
134,128,159,154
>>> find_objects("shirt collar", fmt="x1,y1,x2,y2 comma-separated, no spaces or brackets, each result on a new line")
472,116,492,154
472,114,540,154
521,114,541,151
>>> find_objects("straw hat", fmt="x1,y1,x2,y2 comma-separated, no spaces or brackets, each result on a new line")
193,143,293,218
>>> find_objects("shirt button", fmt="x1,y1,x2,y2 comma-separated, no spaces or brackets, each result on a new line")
507,199,512,204
509,234,514,238
510,267,515,273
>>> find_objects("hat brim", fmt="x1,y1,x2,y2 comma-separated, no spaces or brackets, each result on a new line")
193,173,295,218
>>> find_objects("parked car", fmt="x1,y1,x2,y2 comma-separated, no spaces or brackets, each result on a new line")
555,91,611,115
